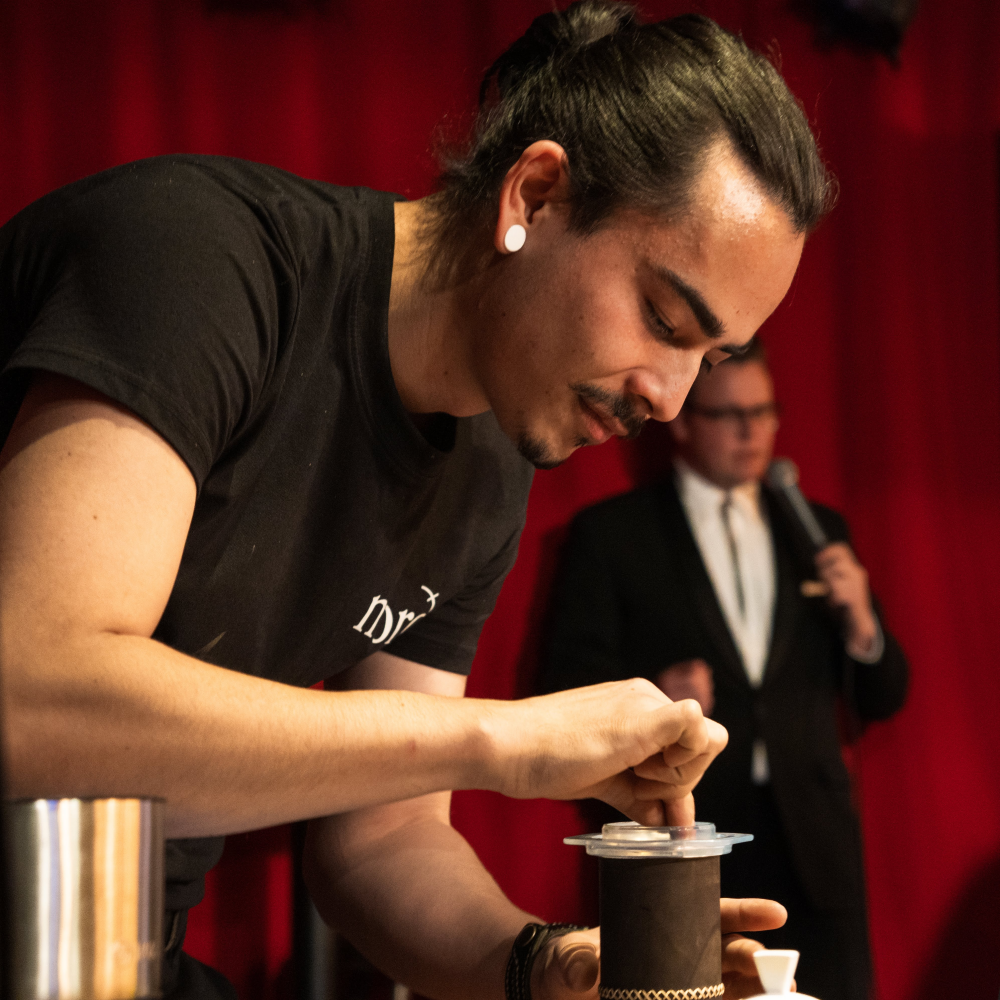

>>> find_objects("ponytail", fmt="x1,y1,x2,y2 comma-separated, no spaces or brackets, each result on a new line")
436,1,833,240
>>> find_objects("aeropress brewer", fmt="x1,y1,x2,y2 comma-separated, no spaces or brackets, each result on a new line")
566,822,752,1000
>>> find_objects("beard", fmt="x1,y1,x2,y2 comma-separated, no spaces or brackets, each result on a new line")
515,384,647,470
515,431,569,470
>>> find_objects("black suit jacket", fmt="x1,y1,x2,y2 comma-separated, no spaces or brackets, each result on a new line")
540,475,908,912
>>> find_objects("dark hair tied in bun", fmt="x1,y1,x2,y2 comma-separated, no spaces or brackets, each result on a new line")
481,0,637,106
433,0,833,257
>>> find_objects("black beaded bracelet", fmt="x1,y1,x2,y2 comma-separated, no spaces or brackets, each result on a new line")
505,922,589,1000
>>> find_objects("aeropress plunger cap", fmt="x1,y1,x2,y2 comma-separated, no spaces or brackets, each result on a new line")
564,820,752,858
565,823,753,1000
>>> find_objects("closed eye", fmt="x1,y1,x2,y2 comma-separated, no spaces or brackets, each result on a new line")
644,299,675,341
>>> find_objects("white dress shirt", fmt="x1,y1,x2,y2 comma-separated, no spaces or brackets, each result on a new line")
674,459,883,784
675,459,776,783
675,459,776,688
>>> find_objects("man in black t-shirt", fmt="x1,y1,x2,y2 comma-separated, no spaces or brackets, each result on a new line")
0,9,836,1000
0,155,545,969
0,150,789,1000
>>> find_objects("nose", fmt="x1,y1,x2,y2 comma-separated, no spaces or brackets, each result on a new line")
627,352,704,422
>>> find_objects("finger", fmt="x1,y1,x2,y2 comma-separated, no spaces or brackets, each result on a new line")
627,761,710,803
635,718,726,780
815,558,849,581
816,541,851,563
622,800,669,826
659,714,728,768
600,748,714,824
721,934,768,978
663,792,694,826
645,698,711,754
720,897,788,935
598,774,671,826
632,751,714,787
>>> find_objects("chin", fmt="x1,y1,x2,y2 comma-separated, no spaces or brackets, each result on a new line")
516,431,566,470
729,455,769,484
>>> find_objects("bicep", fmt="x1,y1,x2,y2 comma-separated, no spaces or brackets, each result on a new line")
0,372,196,648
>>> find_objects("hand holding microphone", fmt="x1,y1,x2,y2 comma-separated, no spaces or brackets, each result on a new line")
766,459,880,657
814,543,879,655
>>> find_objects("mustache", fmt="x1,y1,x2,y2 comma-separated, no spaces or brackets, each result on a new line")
570,382,648,440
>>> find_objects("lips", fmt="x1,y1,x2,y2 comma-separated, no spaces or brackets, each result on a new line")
578,394,626,444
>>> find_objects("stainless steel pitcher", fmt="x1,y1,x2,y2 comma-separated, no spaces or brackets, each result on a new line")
5,798,164,999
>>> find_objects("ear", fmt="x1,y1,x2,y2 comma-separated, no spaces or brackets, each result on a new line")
493,140,571,255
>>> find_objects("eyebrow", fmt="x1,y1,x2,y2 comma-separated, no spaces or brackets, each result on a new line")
652,265,745,353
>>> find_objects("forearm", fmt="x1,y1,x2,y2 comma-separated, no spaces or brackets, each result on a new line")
305,797,530,1000
1,631,489,839
1,378,726,844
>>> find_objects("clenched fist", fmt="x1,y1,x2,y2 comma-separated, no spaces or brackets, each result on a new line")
484,678,728,826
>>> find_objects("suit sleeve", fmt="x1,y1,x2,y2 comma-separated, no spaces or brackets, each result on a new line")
538,510,629,693
813,504,910,722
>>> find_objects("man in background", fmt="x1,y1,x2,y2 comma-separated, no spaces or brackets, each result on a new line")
541,341,908,1000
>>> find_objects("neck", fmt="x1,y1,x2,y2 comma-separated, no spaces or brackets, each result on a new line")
388,200,491,417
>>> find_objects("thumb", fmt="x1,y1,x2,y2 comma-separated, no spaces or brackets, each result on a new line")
535,932,600,999
559,944,599,992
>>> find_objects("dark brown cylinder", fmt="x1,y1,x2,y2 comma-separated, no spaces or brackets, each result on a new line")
599,854,721,995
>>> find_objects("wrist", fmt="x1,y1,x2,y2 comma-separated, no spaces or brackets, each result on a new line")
847,609,877,645
846,615,884,663
461,696,511,795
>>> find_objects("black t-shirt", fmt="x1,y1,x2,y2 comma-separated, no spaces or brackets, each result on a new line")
0,155,534,909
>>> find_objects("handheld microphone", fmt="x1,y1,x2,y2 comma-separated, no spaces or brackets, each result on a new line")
766,457,829,551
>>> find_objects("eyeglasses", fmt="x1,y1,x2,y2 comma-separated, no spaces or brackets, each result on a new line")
685,401,780,427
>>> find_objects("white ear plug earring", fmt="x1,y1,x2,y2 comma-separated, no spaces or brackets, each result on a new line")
503,224,526,253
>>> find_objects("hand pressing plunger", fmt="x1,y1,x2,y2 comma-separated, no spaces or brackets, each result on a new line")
528,899,791,1000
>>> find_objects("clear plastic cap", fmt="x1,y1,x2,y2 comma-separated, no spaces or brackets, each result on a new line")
564,821,753,859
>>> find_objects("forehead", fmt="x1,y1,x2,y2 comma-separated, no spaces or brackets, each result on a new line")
593,147,803,346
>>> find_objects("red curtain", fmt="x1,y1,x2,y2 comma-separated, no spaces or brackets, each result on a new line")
3,2,999,997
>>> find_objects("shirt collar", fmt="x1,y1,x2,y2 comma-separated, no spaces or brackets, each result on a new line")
674,457,761,518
